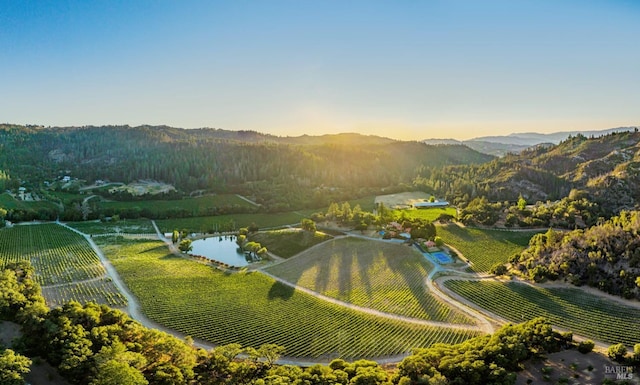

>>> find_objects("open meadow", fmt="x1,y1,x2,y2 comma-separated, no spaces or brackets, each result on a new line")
66,218,156,235
248,229,334,258
445,279,640,347
0,192,59,211
436,223,540,272
96,236,480,360
265,237,473,324
155,210,316,234
98,193,256,217
393,206,457,222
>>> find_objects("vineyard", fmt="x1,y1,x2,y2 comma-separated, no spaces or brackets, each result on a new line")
444,279,640,347
0,224,104,285
436,224,540,272
264,237,473,324
97,236,481,360
41,277,128,308
0,223,126,308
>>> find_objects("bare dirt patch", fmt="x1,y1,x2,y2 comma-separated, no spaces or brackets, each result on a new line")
108,179,176,196
0,320,21,347
0,321,70,385
516,349,639,385
374,191,431,209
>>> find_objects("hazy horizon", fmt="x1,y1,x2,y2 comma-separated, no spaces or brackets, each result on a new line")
2,1,639,141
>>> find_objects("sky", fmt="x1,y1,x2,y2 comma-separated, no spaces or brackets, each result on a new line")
1,0,639,140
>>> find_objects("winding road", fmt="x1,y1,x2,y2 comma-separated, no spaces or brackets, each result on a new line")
56,221,218,351
52,221,500,359
50,220,619,364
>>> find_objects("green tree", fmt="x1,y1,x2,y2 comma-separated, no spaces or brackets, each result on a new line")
178,239,192,253
0,349,32,385
607,343,628,362
517,194,527,211
490,263,507,276
301,218,316,233
90,360,148,385
577,340,595,354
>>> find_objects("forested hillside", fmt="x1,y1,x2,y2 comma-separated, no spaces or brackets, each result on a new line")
0,124,492,210
3,125,640,220
414,130,640,216
512,210,640,299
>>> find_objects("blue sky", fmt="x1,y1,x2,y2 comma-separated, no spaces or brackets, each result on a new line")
1,0,639,140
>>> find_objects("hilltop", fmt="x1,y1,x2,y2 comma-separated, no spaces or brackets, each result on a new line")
423,126,638,156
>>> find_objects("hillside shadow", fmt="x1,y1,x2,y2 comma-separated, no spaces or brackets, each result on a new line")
313,244,334,294
354,248,373,299
446,224,475,242
336,242,353,299
388,245,441,320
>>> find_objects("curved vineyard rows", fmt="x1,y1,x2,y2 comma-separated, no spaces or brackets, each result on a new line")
265,237,473,324
0,224,104,285
41,277,128,308
436,224,540,272
445,279,640,347
98,237,481,360
0,223,127,308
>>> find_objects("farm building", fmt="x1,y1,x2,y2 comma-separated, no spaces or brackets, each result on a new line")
413,201,449,209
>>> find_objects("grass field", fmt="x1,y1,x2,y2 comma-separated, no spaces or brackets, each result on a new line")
436,224,540,272
66,219,156,235
99,194,255,216
0,192,59,211
155,210,317,234
346,196,376,212
0,223,125,307
44,191,85,205
264,237,473,324
445,279,640,347
97,236,480,359
248,229,333,258
393,207,457,222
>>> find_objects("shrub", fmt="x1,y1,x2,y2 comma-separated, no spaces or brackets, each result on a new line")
607,343,627,362
577,340,595,354
490,263,507,276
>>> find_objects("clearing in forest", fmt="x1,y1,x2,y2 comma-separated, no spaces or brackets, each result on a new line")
265,237,473,324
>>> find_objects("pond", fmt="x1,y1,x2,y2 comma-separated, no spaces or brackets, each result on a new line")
189,236,252,267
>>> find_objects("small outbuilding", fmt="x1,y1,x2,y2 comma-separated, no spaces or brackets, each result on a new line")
413,201,449,209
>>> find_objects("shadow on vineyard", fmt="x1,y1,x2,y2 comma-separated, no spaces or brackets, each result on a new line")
268,281,295,300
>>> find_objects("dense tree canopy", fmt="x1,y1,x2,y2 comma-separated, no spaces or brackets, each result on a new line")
512,211,640,299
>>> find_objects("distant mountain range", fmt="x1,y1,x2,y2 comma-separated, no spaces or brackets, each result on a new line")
423,126,639,156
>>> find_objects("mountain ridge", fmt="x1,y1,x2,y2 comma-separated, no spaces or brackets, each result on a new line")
423,126,639,156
